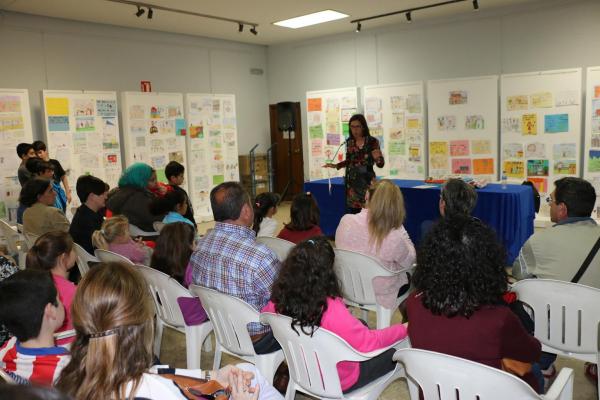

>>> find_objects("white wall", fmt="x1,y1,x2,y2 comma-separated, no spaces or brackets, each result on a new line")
267,0,600,177
0,11,270,155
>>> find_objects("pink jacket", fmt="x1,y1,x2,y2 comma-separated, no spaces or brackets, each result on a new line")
109,239,150,265
335,209,416,309
52,274,76,345
262,297,407,390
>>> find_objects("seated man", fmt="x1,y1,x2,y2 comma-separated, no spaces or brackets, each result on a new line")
190,181,281,354
69,175,109,255
0,270,70,386
513,177,600,288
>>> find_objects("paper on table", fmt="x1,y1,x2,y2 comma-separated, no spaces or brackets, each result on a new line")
413,184,438,189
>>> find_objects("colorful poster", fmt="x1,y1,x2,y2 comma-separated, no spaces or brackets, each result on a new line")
437,116,456,131
409,144,421,162
309,125,323,139
175,118,186,136
430,141,448,169
553,160,576,175
0,96,21,113
97,100,117,117
451,158,472,174
407,94,422,113
502,117,520,133
553,143,576,159
450,140,469,156
473,158,494,175
503,161,525,178
471,140,491,155
530,92,553,108
48,116,69,131
326,133,340,146
521,114,537,135
449,91,468,105
593,99,600,117
507,95,528,111
544,114,569,133
389,141,406,156
465,115,484,130
307,98,322,112
45,97,69,116
524,142,545,158
528,177,548,194
589,150,600,172
527,159,549,176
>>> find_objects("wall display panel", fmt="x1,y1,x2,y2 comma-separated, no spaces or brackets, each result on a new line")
121,92,187,190
362,82,426,179
500,68,581,195
306,87,358,181
427,75,498,181
584,66,600,213
0,89,33,220
185,93,239,222
42,90,122,208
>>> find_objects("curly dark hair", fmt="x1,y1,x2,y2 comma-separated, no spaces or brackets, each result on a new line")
270,236,341,336
412,216,507,318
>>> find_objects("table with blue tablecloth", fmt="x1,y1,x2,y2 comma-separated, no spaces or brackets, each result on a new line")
304,177,535,264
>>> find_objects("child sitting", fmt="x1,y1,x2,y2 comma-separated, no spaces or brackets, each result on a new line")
92,215,152,265
0,269,70,386
252,192,281,237
26,232,77,345
165,161,195,226
277,192,323,244
152,190,195,228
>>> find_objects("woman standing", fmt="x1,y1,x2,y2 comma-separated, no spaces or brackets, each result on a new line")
323,114,384,213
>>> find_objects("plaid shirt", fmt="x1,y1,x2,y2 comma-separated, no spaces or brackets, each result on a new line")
191,222,280,335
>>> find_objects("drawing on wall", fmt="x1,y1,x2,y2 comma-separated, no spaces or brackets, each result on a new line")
527,159,549,177
437,116,456,131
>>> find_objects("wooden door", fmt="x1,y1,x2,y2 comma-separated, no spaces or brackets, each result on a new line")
269,103,304,201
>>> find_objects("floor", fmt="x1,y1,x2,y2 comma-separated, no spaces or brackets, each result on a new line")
167,201,598,399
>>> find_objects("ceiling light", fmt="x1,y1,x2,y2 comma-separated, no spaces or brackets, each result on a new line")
274,10,348,29
147,7,153,19
355,22,361,33
238,23,244,32
250,25,258,35
405,12,412,23
135,5,144,17
472,0,479,10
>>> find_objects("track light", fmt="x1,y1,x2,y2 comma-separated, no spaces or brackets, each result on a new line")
472,0,479,10
147,7,153,19
355,22,361,32
250,25,258,35
405,12,412,23
238,23,244,32
135,5,145,17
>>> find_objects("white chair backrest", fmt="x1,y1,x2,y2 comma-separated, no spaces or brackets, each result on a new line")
334,248,398,306
94,249,134,265
153,221,165,233
134,264,187,328
129,224,158,237
512,279,600,357
189,285,259,357
394,348,542,400
73,243,98,277
16,223,23,233
23,231,39,247
256,236,294,261
0,219,23,255
260,312,371,398
0,368,16,384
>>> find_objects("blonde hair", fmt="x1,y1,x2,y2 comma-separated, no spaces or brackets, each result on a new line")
367,179,406,251
56,262,154,400
92,215,129,250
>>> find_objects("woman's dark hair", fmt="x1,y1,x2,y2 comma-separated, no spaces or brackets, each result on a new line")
150,189,187,215
252,192,280,234
26,231,74,272
150,222,195,284
285,193,320,231
348,114,371,137
271,236,341,336
19,177,52,207
413,216,507,318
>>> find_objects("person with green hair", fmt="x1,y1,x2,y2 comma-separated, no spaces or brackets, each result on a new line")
106,163,165,233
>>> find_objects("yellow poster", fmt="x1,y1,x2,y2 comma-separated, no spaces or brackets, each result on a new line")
503,160,525,178
521,113,537,135
530,92,553,108
429,141,448,155
45,97,69,116
407,118,421,130
471,139,491,155
507,95,528,111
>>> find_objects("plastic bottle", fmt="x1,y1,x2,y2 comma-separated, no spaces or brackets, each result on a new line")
501,172,507,189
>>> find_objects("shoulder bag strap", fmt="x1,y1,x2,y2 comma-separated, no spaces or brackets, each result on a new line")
572,235,600,283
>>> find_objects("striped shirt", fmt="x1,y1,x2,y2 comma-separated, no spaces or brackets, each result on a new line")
191,222,280,335
0,337,70,386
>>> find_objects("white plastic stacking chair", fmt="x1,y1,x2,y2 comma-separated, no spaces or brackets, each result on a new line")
16,223,23,233
152,221,165,233
73,243,98,277
393,348,574,400
134,265,213,368
23,231,39,248
94,249,134,265
190,285,284,384
260,312,407,400
0,219,27,268
334,248,414,328
256,236,294,262
512,279,600,399
0,369,16,384
129,223,159,237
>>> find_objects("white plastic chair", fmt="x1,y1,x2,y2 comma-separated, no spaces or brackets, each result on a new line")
512,279,600,398
393,348,574,400
129,223,159,237
260,312,407,400
0,219,26,268
189,285,284,384
256,236,294,261
73,243,99,277
94,249,134,265
16,223,23,233
0,369,17,384
153,221,165,233
133,265,213,368
23,231,39,248
334,249,414,329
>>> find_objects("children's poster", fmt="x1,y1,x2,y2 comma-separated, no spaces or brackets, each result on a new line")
584,66,600,209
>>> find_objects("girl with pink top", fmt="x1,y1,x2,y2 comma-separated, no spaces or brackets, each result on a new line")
26,231,77,345
262,236,407,392
335,179,415,310
92,215,152,265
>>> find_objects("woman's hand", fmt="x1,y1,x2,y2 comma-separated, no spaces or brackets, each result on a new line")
213,365,254,388
322,163,336,169
229,369,259,400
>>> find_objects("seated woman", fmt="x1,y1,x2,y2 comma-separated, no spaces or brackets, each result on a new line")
21,178,70,236
277,193,322,244
407,216,543,392
56,262,282,400
26,158,67,213
262,237,407,392
106,162,164,233
336,179,415,310
92,215,152,265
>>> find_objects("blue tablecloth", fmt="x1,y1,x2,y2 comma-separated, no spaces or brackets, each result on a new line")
305,177,535,264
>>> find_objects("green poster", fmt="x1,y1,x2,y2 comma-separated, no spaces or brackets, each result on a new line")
213,175,225,185
309,125,324,138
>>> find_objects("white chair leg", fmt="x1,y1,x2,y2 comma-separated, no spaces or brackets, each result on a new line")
201,323,213,352
154,318,164,358
376,305,392,329
185,325,202,370
284,383,296,400
361,309,369,324
212,344,223,371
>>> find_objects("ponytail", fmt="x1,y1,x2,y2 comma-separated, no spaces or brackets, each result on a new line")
252,192,280,235
93,215,129,250
26,231,73,271
91,230,110,250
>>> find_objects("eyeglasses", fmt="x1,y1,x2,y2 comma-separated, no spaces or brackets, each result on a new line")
546,196,555,204
350,124,362,129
